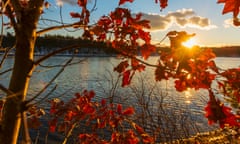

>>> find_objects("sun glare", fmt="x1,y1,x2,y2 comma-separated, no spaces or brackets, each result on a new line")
182,38,197,48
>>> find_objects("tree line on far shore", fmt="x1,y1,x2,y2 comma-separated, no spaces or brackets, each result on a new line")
1,33,240,57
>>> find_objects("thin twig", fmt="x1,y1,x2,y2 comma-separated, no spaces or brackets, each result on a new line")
4,0,18,31
0,84,13,95
0,68,13,75
30,85,57,106
36,23,84,36
34,44,83,65
21,112,31,143
26,57,74,104
38,58,86,68
0,47,14,68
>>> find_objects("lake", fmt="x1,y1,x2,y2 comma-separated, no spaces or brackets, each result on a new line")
0,56,239,143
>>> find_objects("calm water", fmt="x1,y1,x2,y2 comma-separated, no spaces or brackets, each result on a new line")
0,56,239,142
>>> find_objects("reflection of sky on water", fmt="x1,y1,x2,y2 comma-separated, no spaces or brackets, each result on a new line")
185,88,192,104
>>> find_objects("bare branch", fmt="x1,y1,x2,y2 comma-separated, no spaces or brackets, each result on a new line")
30,84,57,106
36,23,85,36
90,0,97,12
26,57,74,104
0,84,13,95
0,47,14,68
21,112,31,143
4,0,17,31
0,68,13,75
39,18,69,25
38,59,86,68
34,44,90,65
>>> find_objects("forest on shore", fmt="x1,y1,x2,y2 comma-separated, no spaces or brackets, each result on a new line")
1,33,240,57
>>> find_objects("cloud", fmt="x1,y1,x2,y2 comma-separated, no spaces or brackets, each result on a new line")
140,9,216,31
223,18,236,28
56,0,76,6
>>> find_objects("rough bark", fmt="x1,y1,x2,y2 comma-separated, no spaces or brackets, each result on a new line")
0,0,43,143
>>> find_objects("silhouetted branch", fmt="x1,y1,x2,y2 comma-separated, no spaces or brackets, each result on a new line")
38,58,86,68
3,0,17,30
0,47,14,68
36,23,85,36
26,57,74,104
0,84,13,95
34,45,78,65
0,68,13,75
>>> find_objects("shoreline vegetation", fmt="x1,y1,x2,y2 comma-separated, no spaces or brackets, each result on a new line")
1,34,240,57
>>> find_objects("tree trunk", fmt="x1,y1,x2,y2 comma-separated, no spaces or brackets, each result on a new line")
0,1,43,143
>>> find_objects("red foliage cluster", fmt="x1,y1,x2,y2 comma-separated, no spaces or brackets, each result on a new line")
81,6,155,87
218,68,240,102
69,0,90,26
154,0,168,10
205,91,239,128
27,106,45,129
155,31,217,91
114,59,145,87
48,90,154,143
153,31,240,128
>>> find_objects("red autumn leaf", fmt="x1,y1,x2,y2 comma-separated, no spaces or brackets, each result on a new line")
122,70,131,87
64,111,76,121
155,65,169,81
138,29,150,44
131,59,145,72
204,97,239,128
220,106,239,128
28,117,41,129
48,119,57,132
140,44,156,60
101,99,106,106
160,0,168,9
134,124,144,134
114,60,129,73
155,0,168,10
208,60,219,73
82,104,95,114
126,130,140,144
88,90,95,99
119,0,134,6
44,1,50,9
70,12,81,18
217,0,240,17
117,104,122,114
58,123,66,132
122,107,134,115
78,0,87,7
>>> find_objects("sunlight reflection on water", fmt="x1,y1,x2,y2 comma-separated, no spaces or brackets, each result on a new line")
0,56,240,142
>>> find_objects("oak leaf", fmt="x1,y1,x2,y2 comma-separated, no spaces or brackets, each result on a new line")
218,0,240,17
119,0,134,6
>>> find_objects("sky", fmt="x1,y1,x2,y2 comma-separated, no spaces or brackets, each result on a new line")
3,0,240,47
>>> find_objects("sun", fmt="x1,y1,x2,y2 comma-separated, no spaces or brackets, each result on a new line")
182,38,197,48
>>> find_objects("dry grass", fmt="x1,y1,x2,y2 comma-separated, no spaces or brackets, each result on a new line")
163,127,240,144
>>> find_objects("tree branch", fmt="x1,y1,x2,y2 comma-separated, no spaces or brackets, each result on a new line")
36,23,85,36
26,57,74,104
0,84,13,95
0,68,13,75
4,0,18,31
34,44,89,65
0,47,14,68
